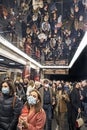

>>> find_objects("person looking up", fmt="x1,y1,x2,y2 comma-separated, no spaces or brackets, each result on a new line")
17,89,46,130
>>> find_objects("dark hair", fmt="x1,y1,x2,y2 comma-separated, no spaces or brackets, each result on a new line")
43,79,49,84
1,80,14,95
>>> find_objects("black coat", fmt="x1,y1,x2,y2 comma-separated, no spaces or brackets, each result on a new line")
70,88,81,126
0,95,23,130
82,85,87,103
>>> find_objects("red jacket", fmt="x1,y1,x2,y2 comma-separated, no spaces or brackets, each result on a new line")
18,105,46,130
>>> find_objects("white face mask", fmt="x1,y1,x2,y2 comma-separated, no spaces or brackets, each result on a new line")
2,87,10,94
27,95,37,105
44,84,49,88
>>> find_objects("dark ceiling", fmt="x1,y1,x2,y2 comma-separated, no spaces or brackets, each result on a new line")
69,45,87,79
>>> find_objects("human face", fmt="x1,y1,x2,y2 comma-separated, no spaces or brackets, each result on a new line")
27,91,39,105
2,82,9,89
76,83,80,88
2,82,10,94
30,91,38,101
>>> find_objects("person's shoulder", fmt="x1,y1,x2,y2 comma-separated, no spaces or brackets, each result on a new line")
41,108,46,116
41,108,45,113
38,86,44,92
36,108,46,119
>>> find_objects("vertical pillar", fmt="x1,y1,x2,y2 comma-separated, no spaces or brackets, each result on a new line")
23,62,30,79
34,67,40,81
40,69,44,79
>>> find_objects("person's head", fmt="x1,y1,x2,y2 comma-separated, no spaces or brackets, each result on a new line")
24,78,29,85
74,82,80,89
19,78,24,84
43,79,49,88
81,80,87,87
1,80,14,96
57,83,63,91
34,81,40,90
27,89,41,113
29,80,35,87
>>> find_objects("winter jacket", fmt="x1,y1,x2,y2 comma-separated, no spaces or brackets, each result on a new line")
0,95,23,130
18,104,46,130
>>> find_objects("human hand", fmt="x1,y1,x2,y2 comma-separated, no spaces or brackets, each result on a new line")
22,120,28,129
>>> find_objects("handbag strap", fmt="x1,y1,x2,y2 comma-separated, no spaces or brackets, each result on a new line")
77,112,81,119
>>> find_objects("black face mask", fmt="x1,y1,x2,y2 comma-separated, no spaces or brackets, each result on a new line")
24,83,28,85
15,83,19,86
57,87,62,90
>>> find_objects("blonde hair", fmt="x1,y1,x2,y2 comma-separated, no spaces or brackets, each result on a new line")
29,80,35,87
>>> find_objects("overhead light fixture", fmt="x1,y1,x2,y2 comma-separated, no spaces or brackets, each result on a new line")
0,48,26,65
0,35,42,68
9,62,15,65
0,58,4,61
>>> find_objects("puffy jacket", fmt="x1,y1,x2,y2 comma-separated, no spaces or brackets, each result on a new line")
0,95,23,130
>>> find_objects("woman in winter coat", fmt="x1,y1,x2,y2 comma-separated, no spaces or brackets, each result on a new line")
17,89,46,130
0,79,23,130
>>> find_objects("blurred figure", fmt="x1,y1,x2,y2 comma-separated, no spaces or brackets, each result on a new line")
81,80,87,123
39,79,53,130
34,81,41,90
55,82,69,130
15,80,26,104
23,78,29,94
4,76,10,81
26,80,35,97
70,82,81,130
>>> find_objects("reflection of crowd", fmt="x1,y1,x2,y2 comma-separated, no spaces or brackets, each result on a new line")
0,0,86,65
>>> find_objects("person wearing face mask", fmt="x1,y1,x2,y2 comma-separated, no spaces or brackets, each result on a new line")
0,79,23,130
17,89,46,130
39,79,54,130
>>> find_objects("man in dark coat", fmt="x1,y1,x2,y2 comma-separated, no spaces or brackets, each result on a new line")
81,80,87,123
70,82,81,130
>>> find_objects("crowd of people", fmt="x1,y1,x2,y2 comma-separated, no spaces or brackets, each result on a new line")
0,77,87,130
0,0,87,65
0,1,87,130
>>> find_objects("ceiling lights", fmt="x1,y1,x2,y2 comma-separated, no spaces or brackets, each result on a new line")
0,58,4,61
